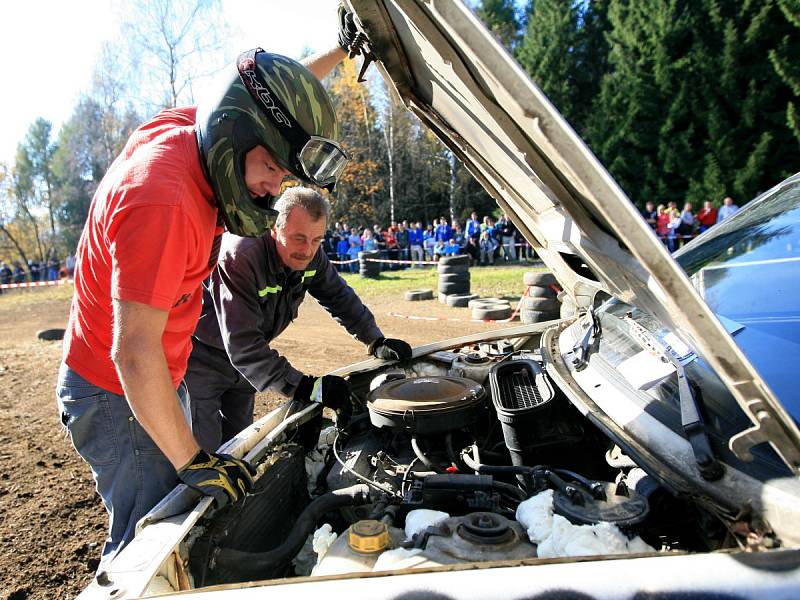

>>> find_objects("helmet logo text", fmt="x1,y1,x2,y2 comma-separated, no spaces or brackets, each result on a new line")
240,67,291,128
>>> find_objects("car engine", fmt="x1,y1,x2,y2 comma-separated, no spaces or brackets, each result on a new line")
188,340,729,586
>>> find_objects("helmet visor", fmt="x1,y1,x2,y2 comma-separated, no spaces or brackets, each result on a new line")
299,136,350,189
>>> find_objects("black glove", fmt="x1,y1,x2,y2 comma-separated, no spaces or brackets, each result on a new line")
337,4,363,58
294,375,352,426
370,337,413,361
177,449,256,509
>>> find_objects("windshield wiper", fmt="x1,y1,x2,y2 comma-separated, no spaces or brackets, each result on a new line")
570,308,600,371
676,363,724,481
625,315,724,481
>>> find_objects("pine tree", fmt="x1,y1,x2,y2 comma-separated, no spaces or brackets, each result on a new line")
476,0,521,50
693,0,797,203
516,0,582,127
586,0,695,205
515,1,611,137
768,0,800,146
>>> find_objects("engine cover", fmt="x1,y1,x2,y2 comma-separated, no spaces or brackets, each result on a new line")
366,376,485,434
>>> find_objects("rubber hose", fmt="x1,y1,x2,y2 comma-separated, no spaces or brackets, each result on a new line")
411,435,446,474
460,447,532,475
445,432,460,469
460,447,535,495
213,484,371,576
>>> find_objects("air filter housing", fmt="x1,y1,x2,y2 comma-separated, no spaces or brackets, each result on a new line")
366,376,485,434
488,358,554,479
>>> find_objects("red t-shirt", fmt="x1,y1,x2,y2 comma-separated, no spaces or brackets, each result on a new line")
63,107,222,394
697,207,718,227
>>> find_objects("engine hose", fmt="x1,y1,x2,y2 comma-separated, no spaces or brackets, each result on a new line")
212,484,371,576
460,445,536,494
444,432,460,469
492,480,527,502
411,435,446,474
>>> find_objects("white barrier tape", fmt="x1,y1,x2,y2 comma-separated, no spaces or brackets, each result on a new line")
387,311,504,323
363,258,438,265
0,278,72,290
329,258,360,265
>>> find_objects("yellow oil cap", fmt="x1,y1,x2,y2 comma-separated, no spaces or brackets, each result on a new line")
348,520,390,554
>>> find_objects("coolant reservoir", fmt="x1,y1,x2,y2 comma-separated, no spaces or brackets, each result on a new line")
312,520,405,577
448,352,494,384
314,513,536,577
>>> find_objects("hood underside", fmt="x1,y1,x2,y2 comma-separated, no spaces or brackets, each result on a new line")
347,0,800,472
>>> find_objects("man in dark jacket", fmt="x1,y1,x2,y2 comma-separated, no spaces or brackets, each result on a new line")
186,187,412,452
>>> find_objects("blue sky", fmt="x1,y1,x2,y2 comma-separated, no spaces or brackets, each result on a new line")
0,0,339,167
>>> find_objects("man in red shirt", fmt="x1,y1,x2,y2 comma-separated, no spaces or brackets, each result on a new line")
55,33,359,567
696,201,719,233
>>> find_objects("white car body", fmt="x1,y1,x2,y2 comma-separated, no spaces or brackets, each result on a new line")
79,2,800,598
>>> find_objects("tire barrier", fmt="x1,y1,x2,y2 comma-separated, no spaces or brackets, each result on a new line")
438,255,470,267
521,271,561,324
522,271,557,287
525,284,558,299
446,293,479,308
437,254,470,298
468,297,509,309
391,285,536,324
405,289,434,301
472,304,513,321
358,250,381,278
37,328,66,341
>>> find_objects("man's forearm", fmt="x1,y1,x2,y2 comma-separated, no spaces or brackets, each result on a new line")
302,47,347,80
115,349,198,469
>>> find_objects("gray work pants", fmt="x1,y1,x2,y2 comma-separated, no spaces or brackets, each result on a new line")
184,340,256,453
56,363,190,567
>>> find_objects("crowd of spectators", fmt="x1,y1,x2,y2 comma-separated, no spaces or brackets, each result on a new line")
0,252,76,287
324,211,534,272
0,197,742,286
639,196,740,252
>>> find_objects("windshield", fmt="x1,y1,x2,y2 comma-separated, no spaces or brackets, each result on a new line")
593,176,800,480
677,176,800,418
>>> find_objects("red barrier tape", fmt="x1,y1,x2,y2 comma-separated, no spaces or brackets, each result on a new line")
364,258,439,265
0,278,73,290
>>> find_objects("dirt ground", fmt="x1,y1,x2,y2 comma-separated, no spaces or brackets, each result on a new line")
0,286,520,600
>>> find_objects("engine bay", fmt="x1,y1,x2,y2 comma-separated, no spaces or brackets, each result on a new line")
187,337,737,586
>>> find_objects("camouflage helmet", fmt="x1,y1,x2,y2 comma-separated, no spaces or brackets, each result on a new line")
196,48,348,237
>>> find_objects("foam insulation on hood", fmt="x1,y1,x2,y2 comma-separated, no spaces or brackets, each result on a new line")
516,490,655,558
404,509,450,539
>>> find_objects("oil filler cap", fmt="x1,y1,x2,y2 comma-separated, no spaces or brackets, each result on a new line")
348,520,390,554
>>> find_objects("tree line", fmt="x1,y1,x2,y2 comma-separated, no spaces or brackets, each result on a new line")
1,0,797,268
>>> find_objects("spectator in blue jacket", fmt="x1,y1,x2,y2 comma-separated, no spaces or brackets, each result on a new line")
444,238,460,256
362,229,378,252
466,211,481,240
408,221,424,265
433,239,447,260
347,240,361,273
335,236,350,265
434,217,452,243
423,225,436,260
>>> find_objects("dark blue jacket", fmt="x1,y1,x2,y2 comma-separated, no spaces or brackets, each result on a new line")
193,232,382,397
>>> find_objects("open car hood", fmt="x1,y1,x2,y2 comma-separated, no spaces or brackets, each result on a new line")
347,0,800,473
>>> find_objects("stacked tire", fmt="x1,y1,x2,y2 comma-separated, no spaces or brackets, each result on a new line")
521,271,560,324
469,297,512,321
359,250,380,279
437,255,470,300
